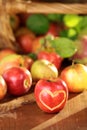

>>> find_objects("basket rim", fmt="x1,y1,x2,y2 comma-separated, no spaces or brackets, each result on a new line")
1,2,87,14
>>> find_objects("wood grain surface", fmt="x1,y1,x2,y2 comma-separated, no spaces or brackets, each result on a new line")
0,91,87,130
2,2,87,14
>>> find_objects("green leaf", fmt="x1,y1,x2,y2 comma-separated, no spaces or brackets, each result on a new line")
50,37,77,58
47,14,64,22
27,53,37,60
76,16,87,31
63,14,81,28
60,28,77,40
26,14,49,35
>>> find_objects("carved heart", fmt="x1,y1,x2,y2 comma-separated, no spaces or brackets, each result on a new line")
39,89,66,111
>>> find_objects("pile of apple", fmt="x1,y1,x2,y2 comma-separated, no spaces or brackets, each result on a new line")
0,13,87,114
0,50,33,98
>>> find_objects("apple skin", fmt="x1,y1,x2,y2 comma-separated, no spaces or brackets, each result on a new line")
34,78,68,113
71,36,87,64
0,75,7,100
3,67,32,96
46,23,58,37
0,54,25,75
30,59,58,82
60,64,87,93
37,51,63,69
31,36,43,54
17,33,35,54
23,55,34,70
0,48,16,61
15,27,35,39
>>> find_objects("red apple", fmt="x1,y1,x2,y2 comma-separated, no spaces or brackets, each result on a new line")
34,78,68,113
60,63,87,92
31,36,43,54
46,22,66,37
46,23,59,37
37,51,63,69
0,75,7,100
23,55,34,70
17,33,36,53
15,27,36,39
0,54,25,75
0,48,16,61
3,66,32,96
71,36,87,64
31,35,55,54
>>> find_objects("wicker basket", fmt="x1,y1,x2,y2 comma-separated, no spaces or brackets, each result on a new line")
0,0,87,52
0,0,87,114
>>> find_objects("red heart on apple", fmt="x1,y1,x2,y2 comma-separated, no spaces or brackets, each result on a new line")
39,89,66,111
34,78,68,113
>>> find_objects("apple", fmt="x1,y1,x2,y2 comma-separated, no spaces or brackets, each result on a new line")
37,51,63,69
23,55,34,70
0,48,16,61
60,63,87,92
34,78,68,113
17,33,36,53
71,36,87,64
46,23,58,37
3,66,32,96
30,59,58,82
15,27,36,39
31,35,55,54
31,36,43,54
0,54,25,75
0,75,7,100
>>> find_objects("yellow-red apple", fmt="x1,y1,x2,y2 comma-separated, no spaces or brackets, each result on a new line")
60,63,87,92
30,59,58,82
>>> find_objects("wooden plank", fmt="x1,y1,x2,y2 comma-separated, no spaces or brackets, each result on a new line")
31,90,87,130
3,2,87,14
0,92,35,114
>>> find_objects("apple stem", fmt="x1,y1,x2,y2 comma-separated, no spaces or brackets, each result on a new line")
72,60,75,67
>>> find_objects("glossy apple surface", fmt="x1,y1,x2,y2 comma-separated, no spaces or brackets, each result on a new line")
37,51,63,69
30,59,58,82
3,67,32,96
31,36,43,54
23,55,34,70
46,23,58,36
15,27,36,39
0,75,7,100
60,64,87,92
71,36,87,64
34,78,68,113
0,48,16,61
17,33,35,53
0,54,25,75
